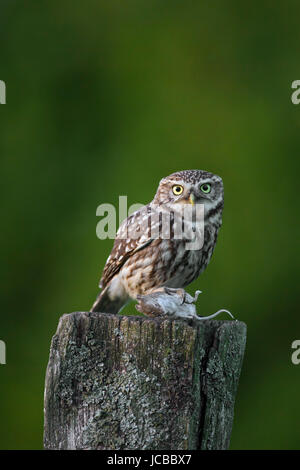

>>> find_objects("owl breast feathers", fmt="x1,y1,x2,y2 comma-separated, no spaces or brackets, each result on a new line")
91,169,224,314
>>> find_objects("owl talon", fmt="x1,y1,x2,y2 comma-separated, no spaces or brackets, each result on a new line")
135,288,235,322
163,287,186,305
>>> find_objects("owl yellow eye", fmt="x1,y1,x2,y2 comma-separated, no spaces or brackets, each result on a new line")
200,183,211,194
172,185,184,195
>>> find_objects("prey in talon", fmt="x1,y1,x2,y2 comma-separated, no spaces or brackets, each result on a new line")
135,288,234,321
135,288,201,319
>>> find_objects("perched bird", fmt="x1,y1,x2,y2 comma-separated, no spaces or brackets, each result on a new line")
91,169,224,314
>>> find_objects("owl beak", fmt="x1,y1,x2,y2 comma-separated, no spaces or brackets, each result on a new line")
189,193,195,205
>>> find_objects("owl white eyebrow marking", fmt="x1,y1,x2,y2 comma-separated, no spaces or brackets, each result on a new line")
163,179,185,185
199,179,213,185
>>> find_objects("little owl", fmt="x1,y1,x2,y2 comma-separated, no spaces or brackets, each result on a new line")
91,169,224,314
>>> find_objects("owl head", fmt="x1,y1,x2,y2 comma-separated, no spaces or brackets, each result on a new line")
152,170,224,214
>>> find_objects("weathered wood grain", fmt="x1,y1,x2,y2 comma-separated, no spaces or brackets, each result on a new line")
44,312,246,450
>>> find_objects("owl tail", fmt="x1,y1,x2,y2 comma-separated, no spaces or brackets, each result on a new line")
90,284,128,314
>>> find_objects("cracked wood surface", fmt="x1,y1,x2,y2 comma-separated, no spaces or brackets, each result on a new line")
44,312,246,450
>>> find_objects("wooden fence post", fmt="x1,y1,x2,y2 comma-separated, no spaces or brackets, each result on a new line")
44,312,246,450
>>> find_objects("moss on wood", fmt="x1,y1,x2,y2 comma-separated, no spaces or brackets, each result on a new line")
44,312,246,450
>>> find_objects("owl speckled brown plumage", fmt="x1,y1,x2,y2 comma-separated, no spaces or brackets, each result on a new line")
91,169,224,314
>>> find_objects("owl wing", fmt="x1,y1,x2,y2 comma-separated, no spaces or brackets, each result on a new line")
99,205,153,289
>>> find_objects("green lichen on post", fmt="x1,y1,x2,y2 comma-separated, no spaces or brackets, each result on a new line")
44,312,246,450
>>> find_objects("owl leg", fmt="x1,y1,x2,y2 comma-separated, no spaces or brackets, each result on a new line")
158,287,186,305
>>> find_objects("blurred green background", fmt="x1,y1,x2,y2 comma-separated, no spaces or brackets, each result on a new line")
0,0,299,449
